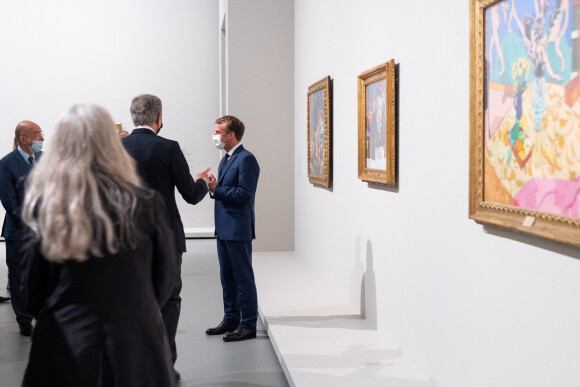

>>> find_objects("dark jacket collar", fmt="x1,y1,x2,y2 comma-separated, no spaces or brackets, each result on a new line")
219,145,245,182
131,128,157,135
230,144,244,156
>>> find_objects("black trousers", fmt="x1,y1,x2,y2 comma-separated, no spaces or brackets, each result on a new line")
161,253,182,365
6,238,33,325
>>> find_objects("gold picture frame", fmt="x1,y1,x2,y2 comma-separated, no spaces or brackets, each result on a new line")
357,59,396,185
470,0,580,247
307,76,332,187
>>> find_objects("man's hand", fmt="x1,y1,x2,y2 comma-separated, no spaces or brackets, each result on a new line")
207,173,217,193
196,167,211,181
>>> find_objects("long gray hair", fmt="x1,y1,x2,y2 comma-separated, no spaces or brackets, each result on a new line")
22,103,143,262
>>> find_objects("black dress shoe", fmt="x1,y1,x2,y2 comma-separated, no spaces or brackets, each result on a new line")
206,321,238,335
223,327,256,342
19,323,33,337
0,296,10,303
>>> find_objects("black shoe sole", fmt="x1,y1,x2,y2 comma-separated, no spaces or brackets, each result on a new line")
206,327,237,335
223,333,257,342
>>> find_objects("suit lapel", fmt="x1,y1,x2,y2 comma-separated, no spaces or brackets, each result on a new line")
12,150,31,176
218,155,227,181
218,145,244,183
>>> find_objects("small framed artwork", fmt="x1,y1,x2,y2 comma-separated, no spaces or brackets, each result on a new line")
357,59,396,185
307,76,332,187
470,0,580,246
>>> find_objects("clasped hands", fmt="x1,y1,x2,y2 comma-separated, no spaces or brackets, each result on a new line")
196,167,217,192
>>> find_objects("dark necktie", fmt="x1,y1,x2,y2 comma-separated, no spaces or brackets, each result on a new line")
219,154,230,180
28,155,34,167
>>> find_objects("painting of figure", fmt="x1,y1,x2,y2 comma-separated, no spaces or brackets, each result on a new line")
484,0,580,218
309,89,326,176
365,79,387,170
307,76,331,187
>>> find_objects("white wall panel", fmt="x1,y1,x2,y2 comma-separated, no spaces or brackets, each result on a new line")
223,0,295,251
294,0,580,386
0,0,219,231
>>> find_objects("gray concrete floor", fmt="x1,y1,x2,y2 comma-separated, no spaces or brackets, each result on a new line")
0,239,289,387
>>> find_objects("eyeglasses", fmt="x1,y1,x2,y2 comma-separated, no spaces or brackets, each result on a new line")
26,132,45,140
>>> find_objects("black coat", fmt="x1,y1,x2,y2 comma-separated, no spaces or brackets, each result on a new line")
123,129,208,253
20,190,177,387
0,149,43,240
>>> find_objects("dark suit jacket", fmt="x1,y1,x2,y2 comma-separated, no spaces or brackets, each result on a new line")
123,128,208,252
21,190,177,387
213,145,260,241
0,149,42,240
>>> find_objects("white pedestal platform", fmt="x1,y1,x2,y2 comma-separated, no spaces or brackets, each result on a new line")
184,227,214,238
253,251,433,387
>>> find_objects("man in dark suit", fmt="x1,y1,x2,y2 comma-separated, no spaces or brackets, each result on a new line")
123,94,210,380
0,121,44,336
206,115,260,342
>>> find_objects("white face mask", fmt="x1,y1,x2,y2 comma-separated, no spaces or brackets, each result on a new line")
30,140,43,153
212,134,225,150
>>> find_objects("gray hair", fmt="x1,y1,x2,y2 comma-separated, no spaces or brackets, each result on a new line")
130,94,162,126
13,124,25,150
22,103,144,262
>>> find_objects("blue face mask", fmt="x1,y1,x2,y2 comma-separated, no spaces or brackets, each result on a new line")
29,140,43,153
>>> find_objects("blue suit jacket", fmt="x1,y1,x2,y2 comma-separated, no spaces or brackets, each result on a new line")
213,145,260,241
0,149,42,240
123,129,208,253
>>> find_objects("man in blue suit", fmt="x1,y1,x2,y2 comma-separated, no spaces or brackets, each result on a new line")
123,94,210,380
206,115,260,342
0,121,44,336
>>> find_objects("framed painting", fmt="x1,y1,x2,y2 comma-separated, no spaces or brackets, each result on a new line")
357,60,396,185
307,76,332,187
470,0,580,246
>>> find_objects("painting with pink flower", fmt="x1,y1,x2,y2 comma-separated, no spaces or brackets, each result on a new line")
483,0,580,218
470,0,580,247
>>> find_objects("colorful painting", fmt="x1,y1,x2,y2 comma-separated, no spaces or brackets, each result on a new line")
307,76,332,187
309,89,326,176
357,60,396,186
485,0,580,217
365,79,387,170
470,0,580,246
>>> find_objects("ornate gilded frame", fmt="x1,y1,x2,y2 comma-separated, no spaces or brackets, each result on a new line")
357,60,396,185
307,76,332,187
469,0,580,247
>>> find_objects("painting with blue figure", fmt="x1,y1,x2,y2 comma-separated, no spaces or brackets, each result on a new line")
482,0,580,220
308,89,325,176
486,0,572,86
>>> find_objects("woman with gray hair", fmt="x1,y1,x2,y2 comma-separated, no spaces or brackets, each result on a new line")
20,103,178,387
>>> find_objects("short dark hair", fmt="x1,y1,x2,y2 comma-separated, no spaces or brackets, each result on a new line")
130,94,162,126
215,115,245,141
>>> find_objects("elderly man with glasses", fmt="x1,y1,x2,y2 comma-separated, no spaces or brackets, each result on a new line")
0,120,44,336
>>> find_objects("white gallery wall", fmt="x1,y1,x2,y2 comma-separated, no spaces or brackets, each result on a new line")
294,0,580,386
0,0,219,231
2,0,580,384
219,0,295,251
